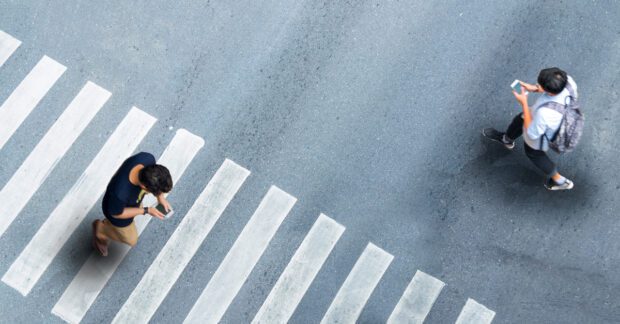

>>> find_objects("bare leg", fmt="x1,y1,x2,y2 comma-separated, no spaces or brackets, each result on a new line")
92,219,109,256
94,220,108,242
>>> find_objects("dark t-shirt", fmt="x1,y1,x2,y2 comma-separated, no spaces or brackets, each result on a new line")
102,152,156,227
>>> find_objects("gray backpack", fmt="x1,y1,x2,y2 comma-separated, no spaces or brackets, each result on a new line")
543,82,585,153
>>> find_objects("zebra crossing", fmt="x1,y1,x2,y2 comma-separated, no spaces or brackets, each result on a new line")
321,243,393,324
0,55,66,151
253,214,345,324
52,128,205,323
388,270,445,323
0,81,108,239
0,30,21,68
184,186,297,324
0,30,496,323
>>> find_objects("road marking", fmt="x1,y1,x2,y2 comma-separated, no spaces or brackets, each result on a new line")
51,129,204,324
387,270,445,324
184,186,297,324
1,107,156,296
0,30,21,68
0,81,110,239
321,243,393,324
252,214,345,324
454,298,495,324
111,159,250,324
0,55,66,150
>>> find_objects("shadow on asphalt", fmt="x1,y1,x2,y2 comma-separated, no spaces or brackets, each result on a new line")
475,135,597,213
428,1,612,226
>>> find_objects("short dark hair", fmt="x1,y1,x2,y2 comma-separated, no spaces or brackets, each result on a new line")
537,67,567,94
138,164,172,196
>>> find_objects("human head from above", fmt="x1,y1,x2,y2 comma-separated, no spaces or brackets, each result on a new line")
537,67,567,95
138,164,173,196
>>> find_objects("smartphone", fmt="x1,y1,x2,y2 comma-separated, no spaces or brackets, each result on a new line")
155,203,174,219
511,80,528,94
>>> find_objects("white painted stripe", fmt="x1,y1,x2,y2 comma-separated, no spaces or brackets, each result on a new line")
0,30,21,68
252,214,345,324
454,298,495,324
387,270,445,324
321,243,393,324
112,159,250,324
0,82,110,239
51,129,204,324
184,186,297,324
1,107,156,296
0,55,66,150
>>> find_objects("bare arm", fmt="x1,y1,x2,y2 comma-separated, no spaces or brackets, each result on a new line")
112,207,145,219
519,81,542,93
522,102,532,130
513,86,531,128
157,193,172,212
113,206,164,220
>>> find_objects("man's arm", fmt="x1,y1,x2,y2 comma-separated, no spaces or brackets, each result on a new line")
513,87,532,128
113,206,165,220
112,207,148,219
157,193,172,212
519,81,542,93
112,192,171,220
522,101,532,130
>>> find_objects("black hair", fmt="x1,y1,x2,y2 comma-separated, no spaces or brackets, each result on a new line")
537,67,567,94
138,164,173,196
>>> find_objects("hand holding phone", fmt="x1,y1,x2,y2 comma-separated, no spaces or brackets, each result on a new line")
155,203,174,219
511,80,528,94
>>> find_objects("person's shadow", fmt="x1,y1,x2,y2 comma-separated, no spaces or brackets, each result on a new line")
473,134,596,221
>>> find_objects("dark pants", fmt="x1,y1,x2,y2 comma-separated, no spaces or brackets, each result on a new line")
506,113,557,177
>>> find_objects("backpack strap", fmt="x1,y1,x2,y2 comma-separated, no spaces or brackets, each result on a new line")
565,80,578,99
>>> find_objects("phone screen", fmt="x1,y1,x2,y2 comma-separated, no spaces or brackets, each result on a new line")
155,203,174,218
155,204,166,214
511,80,527,94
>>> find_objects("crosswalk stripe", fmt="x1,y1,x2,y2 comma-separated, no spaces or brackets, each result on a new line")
252,214,345,324
0,55,66,150
111,159,250,324
321,243,393,324
387,270,445,324
454,298,495,324
1,107,156,296
51,128,204,324
0,81,111,239
0,30,21,68
184,185,297,324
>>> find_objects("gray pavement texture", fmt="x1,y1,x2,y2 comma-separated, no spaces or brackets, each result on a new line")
0,0,619,323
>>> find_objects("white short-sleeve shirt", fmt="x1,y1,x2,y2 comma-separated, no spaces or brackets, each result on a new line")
523,76,578,151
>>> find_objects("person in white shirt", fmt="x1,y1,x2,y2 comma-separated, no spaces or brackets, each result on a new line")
483,67,576,190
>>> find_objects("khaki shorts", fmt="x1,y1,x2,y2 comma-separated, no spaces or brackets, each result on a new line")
101,218,138,247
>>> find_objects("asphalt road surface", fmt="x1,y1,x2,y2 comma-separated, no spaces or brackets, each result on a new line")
0,1,619,323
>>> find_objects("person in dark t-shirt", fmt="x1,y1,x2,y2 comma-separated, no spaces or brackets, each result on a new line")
92,152,173,256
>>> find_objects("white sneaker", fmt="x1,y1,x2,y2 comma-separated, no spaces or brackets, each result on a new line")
545,178,574,191
482,128,515,150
